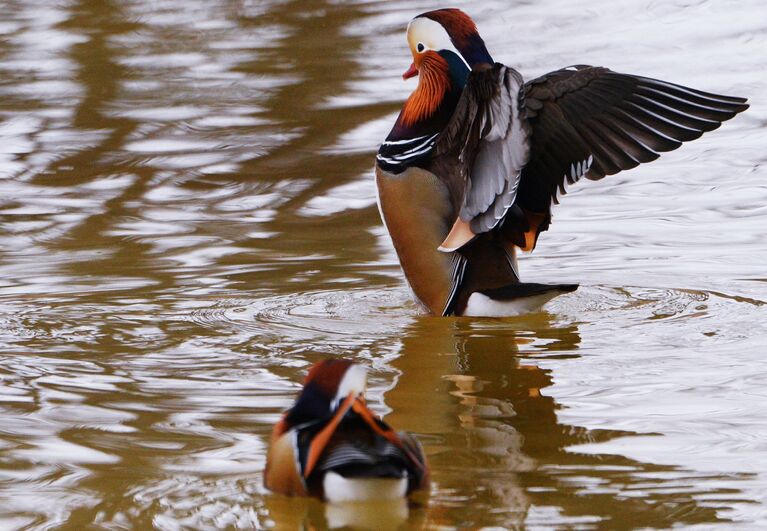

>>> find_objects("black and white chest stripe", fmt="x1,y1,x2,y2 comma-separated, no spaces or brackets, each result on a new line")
376,133,439,173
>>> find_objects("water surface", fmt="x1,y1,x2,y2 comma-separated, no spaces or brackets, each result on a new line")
0,0,765,528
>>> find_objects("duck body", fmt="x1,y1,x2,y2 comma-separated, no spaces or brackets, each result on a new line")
375,9,748,317
264,360,429,503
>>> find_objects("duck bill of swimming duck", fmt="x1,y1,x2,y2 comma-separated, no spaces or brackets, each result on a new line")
264,359,429,503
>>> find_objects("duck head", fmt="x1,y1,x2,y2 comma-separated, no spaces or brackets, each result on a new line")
403,8,493,80
283,358,367,429
386,9,491,140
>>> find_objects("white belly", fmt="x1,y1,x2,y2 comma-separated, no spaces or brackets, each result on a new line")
323,471,407,503
463,291,562,317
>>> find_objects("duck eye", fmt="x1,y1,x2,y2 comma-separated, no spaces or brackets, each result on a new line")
416,42,425,53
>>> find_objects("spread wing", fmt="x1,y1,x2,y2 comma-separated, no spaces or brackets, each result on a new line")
515,64,749,219
431,63,531,251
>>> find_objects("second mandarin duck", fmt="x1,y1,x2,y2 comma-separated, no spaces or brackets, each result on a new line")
264,359,429,503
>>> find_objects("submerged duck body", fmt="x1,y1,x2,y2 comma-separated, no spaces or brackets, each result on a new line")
264,359,428,503
375,9,748,317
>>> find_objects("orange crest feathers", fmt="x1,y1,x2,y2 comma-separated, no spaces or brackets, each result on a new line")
421,8,478,48
304,359,353,398
401,51,451,126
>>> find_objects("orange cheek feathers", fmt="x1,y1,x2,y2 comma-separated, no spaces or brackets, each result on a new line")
401,52,451,126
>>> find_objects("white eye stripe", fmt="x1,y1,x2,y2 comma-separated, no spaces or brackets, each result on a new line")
331,364,367,411
407,17,471,70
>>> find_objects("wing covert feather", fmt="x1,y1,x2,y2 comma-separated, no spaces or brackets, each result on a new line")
432,64,531,248
517,65,748,214
431,64,747,253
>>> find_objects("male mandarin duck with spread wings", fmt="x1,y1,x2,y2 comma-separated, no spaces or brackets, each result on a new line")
375,9,748,317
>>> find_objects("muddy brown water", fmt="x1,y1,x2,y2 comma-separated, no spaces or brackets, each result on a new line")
0,0,765,528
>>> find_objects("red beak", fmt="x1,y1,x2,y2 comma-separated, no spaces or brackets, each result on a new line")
402,62,418,80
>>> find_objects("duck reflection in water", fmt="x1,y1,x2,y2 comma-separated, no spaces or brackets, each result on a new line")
384,314,742,528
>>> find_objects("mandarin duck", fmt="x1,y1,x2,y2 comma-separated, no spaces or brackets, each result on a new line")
264,359,429,503
375,9,748,317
